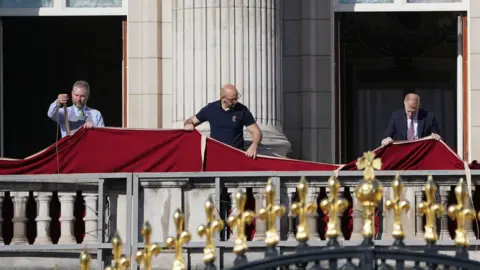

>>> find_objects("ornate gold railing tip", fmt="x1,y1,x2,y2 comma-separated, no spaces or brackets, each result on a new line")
320,175,348,240
167,209,191,270
197,196,224,265
136,221,161,270
356,151,382,181
417,176,443,242
80,249,91,270
105,231,130,270
258,179,285,248
448,178,475,247
291,177,317,242
385,175,409,240
227,189,255,255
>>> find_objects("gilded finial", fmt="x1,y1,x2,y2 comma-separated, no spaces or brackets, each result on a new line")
354,151,383,241
320,175,349,240
198,196,224,265
227,189,255,255
356,151,382,181
166,209,192,270
80,249,91,270
105,232,131,270
290,177,317,242
257,178,286,247
385,174,410,241
135,221,161,270
448,178,475,247
417,176,443,242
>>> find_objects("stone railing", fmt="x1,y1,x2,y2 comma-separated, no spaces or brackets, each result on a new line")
0,170,479,269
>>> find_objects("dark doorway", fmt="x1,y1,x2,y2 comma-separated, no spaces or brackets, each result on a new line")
1,16,124,159
337,12,461,163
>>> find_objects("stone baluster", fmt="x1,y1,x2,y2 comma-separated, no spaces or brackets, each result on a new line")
464,186,476,240
58,193,76,244
0,192,4,244
439,186,450,240
350,189,363,240
10,192,29,245
286,188,296,241
83,194,98,243
382,186,392,240
34,192,52,244
252,189,266,241
307,187,320,240
415,188,424,239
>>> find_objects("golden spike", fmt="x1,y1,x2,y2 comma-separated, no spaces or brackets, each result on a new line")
226,189,255,254
166,209,192,270
197,196,224,264
290,176,318,242
356,151,382,181
105,232,131,270
80,249,91,270
384,174,410,240
135,221,161,270
354,151,383,240
448,178,475,247
257,178,286,247
320,175,349,240
417,175,444,242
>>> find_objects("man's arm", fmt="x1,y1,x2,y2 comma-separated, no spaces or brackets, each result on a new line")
184,105,209,130
383,112,396,139
184,116,201,127
431,114,441,136
47,100,64,124
246,123,262,147
96,112,105,127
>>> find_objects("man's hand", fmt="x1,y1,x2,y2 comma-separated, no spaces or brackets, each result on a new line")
83,122,93,129
381,137,394,146
184,123,195,131
246,144,258,159
431,133,441,140
57,94,69,104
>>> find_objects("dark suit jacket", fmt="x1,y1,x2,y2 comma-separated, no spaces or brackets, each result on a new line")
384,108,441,141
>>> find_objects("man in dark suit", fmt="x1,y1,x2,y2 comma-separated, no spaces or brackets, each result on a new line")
381,93,441,146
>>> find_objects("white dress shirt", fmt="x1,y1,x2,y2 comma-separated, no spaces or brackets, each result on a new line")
47,100,105,137
407,112,418,140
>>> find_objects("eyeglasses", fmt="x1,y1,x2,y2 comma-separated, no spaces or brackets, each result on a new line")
223,93,242,102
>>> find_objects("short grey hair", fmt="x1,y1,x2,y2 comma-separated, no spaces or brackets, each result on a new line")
72,80,90,97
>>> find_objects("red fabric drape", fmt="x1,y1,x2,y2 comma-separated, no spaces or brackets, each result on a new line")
341,139,466,170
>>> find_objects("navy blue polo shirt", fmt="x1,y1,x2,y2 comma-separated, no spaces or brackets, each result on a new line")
196,100,256,150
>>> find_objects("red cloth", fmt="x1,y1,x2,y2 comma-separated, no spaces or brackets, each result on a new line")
0,128,203,174
0,128,340,174
203,137,341,171
341,139,466,170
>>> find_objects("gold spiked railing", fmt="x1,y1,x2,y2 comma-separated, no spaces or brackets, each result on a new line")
77,151,480,270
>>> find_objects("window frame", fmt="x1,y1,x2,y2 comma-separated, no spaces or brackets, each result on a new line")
335,0,469,12
0,0,127,16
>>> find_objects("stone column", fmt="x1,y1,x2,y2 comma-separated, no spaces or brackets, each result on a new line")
172,0,291,156
381,187,392,240
252,189,266,241
35,192,52,244
10,192,29,245
58,193,77,244
415,188,424,239
83,194,98,243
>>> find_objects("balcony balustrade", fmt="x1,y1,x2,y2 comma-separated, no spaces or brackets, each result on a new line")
0,170,479,269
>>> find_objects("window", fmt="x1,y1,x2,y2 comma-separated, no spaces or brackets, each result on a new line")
66,0,121,7
0,0,53,8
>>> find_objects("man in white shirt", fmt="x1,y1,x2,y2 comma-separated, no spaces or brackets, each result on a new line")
47,80,104,137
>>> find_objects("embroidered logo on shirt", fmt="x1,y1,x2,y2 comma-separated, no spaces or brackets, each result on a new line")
232,115,236,122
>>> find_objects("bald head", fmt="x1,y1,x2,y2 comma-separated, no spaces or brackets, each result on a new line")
404,93,420,118
220,84,240,109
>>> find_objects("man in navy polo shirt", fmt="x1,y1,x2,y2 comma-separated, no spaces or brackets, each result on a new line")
183,84,263,159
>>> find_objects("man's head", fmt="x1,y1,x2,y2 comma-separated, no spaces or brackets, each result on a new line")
404,93,420,118
220,84,240,109
71,80,90,109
